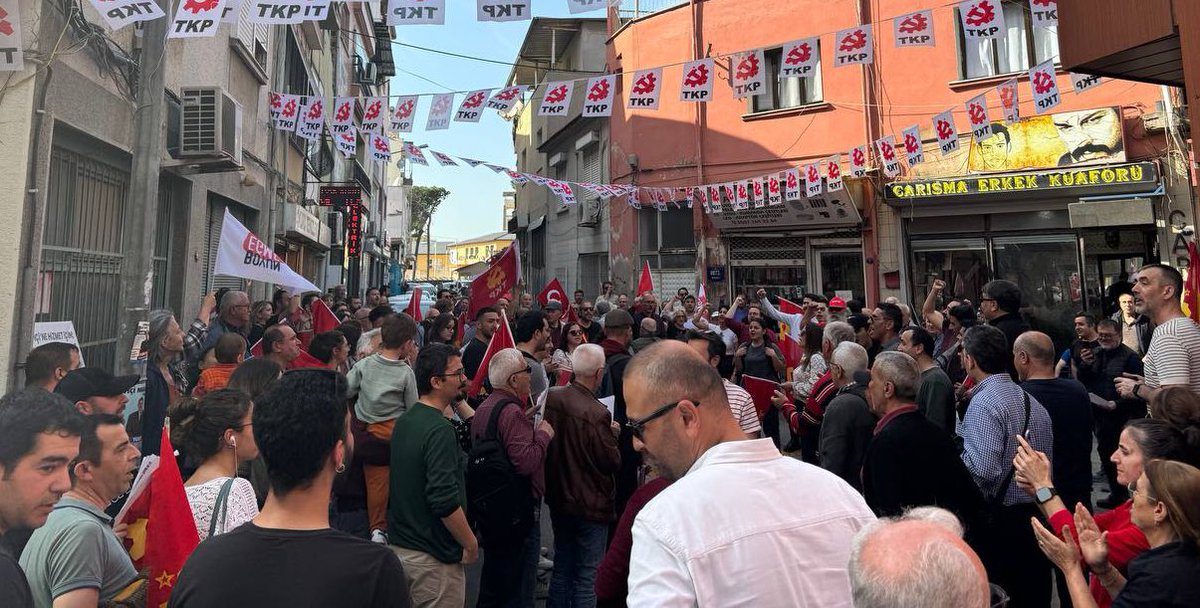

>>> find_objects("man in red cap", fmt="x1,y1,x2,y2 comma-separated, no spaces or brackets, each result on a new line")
828,296,848,323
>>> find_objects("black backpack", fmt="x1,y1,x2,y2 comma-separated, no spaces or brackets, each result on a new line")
466,399,534,543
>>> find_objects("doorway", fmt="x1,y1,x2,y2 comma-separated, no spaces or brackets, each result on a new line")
815,249,865,303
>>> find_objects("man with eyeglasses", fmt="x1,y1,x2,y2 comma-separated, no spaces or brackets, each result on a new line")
623,341,875,606
576,301,603,344
388,343,478,607
978,280,1030,381
1076,318,1145,507
470,348,554,608
193,290,252,364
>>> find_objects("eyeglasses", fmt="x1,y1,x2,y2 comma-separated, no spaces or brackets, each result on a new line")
1127,481,1158,503
1098,333,1118,340
568,330,584,336
434,368,467,378
509,366,532,382
626,400,698,441
581,307,594,312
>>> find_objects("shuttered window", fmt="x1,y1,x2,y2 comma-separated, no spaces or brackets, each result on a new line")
578,145,602,222
204,195,255,295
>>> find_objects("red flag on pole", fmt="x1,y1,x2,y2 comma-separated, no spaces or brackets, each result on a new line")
469,244,521,318
1185,241,1200,323
467,314,516,398
312,298,341,333
637,260,654,297
454,311,466,347
741,375,779,423
776,297,806,370
121,430,199,607
537,279,569,308
405,287,424,322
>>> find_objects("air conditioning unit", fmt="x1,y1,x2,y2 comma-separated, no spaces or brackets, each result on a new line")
178,87,243,170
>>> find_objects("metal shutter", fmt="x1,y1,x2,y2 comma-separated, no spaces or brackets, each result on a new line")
579,146,602,221
204,199,252,295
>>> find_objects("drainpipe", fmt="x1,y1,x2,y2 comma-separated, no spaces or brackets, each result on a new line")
858,0,881,307
690,0,712,298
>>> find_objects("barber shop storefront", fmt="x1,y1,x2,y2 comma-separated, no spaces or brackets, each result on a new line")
711,180,866,304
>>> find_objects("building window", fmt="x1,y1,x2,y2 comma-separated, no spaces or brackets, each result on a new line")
640,207,695,270
750,46,823,114
957,0,1059,79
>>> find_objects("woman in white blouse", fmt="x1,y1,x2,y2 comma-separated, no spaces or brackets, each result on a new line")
549,322,587,381
169,388,260,540
791,322,828,401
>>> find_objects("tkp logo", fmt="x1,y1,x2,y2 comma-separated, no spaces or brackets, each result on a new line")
787,172,798,188
769,179,779,194
852,148,865,165
544,85,569,103
1000,85,1016,107
898,13,928,33
881,143,895,161
632,72,657,94
305,101,323,120
840,29,867,52
905,133,919,153
785,43,812,64
463,92,487,108
396,99,415,118
737,184,748,197
587,78,610,101
1032,71,1055,94
365,100,382,120
431,96,452,114
684,64,709,87
373,137,389,152
494,87,521,101
827,162,841,179
1032,0,1054,6
964,1,996,27
807,166,819,181
969,103,986,124
936,119,954,139
182,0,220,13
281,99,298,117
335,102,352,122
735,53,760,80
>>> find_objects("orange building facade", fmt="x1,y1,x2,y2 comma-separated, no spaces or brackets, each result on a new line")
605,0,1193,340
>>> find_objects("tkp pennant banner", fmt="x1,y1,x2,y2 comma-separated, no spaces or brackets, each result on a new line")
430,150,457,166
505,169,529,183
214,209,319,293
893,10,935,48
767,174,783,206
1070,72,1103,94
89,0,167,32
875,135,900,177
538,81,573,116
1029,60,1061,114
734,181,750,210
455,89,492,123
1030,0,1057,28
392,96,418,132
694,187,709,213
997,78,1019,123
170,0,226,38
850,146,868,177
933,110,960,154
296,97,325,141
360,97,388,133
804,164,822,198
477,0,529,22
460,157,488,167
368,133,391,163
966,93,992,140
426,93,454,130
487,86,525,113
548,180,577,205
582,75,616,117
404,142,428,166
825,155,844,192
247,0,328,24
779,37,819,79
271,93,301,131
680,58,714,102
730,49,767,99
628,68,663,109
331,96,356,132
959,0,1005,41
709,185,724,214
335,127,357,158
902,125,924,165
834,24,873,67
387,0,445,25
751,179,766,208
783,168,801,200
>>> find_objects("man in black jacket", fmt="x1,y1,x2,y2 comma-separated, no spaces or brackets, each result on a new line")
1076,318,1145,506
979,280,1030,380
818,342,876,490
860,352,983,528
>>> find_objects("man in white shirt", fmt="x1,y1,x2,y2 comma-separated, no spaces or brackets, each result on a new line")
685,330,761,438
623,341,876,607
1116,263,1200,402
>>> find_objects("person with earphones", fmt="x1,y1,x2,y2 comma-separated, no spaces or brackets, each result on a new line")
170,389,260,541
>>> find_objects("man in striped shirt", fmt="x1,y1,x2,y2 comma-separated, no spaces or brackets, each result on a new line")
1116,263,1200,402
687,331,761,438
958,324,1054,608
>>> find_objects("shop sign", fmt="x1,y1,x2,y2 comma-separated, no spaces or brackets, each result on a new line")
886,162,1158,201
706,266,726,283
709,186,862,233
319,185,361,208
346,203,363,257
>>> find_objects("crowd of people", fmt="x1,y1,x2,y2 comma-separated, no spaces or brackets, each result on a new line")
2,265,1200,607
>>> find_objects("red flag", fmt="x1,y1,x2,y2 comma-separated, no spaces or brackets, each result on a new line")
697,283,708,310
741,375,779,422
454,311,466,347
249,339,263,358
312,298,340,333
1186,241,1200,323
290,349,328,369
537,279,569,308
467,314,516,398
121,430,199,607
469,245,520,317
637,260,654,297
405,287,424,322
776,297,806,370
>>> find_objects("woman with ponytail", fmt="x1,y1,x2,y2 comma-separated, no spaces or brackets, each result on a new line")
170,389,260,540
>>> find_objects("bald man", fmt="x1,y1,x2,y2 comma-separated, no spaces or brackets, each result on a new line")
624,341,875,606
849,514,991,608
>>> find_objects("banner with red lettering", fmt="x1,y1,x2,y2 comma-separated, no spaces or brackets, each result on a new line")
213,209,319,293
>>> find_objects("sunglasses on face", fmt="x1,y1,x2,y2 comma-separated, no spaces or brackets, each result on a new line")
626,400,699,441
509,366,532,382
568,330,583,336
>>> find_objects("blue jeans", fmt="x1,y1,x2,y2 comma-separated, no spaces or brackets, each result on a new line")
547,512,609,608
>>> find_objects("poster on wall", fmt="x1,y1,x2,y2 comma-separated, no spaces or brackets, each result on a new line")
968,106,1125,173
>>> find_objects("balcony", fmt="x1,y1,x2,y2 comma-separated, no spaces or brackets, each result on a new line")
615,0,689,27
1057,0,1183,85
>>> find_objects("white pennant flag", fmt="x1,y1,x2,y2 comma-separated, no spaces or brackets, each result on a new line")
783,168,801,200
709,185,724,214
680,59,715,102
368,133,391,163
487,86,525,113
170,0,226,38
804,164,823,198
893,10,935,48
734,181,749,210
505,169,529,183
997,78,1019,123
875,136,901,177
89,0,166,32
360,97,388,133
582,75,616,117
477,0,530,22
1030,0,1057,28
779,37,820,79
850,146,868,177
391,96,419,133
460,157,488,167
966,93,993,140
214,209,319,293
387,0,445,25
933,110,960,155
430,150,457,166
1029,60,1062,114
902,124,925,165
825,155,844,192
426,93,454,130
335,127,357,158
296,97,325,141
694,187,709,213
1070,73,1103,94
272,93,301,131
628,68,663,109
539,81,574,116
455,89,492,123
404,142,428,165
767,174,783,206
548,180,577,205
834,24,873,67
730,49,767,99
331,97,356,135
959,0,1006,41
751,179,766,208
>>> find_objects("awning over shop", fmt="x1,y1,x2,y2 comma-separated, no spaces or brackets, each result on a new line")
708,183,863,234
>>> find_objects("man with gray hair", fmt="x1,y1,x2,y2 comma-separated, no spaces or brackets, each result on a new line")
849,508,992,608
194,290,252,364
543,343,619,607
774,320,857,463
860,351,983,521
471,347,555,607
819,341,876,489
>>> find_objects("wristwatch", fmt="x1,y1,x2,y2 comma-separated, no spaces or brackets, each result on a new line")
1035,486,1058,505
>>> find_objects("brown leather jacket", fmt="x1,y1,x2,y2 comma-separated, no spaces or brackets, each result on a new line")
544,382,621,522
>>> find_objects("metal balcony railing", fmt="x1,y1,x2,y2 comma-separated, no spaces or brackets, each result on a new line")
616,0,690,25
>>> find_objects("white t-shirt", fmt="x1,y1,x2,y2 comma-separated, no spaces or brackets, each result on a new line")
1144,316,1200,391
185,476,260,541
724,379,763,437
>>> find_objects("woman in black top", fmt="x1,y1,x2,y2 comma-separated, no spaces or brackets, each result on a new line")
733,319,785,383
1033,458,1200,608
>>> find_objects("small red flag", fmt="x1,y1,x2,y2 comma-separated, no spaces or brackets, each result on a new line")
467,314,516,398
312,298,341,333
741,375,779,422
405,287,424,322
454,311,466,347
121,430,199,607
1186,241,1200,323
290,349,328,369
637,260,654,298
776,297,806,370
537,279,569,308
